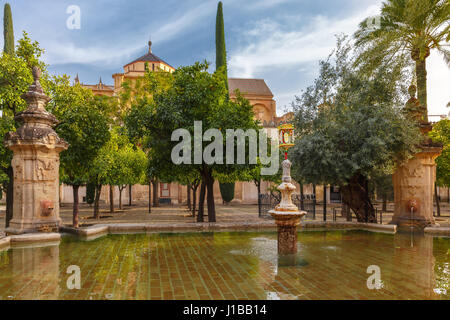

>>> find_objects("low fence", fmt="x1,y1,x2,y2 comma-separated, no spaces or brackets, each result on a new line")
259,193,385,224
258,193,316,219
331,206,384,224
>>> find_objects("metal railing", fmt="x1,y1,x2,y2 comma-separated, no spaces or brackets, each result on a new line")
333,206,383,224
258,193,316,219
259,194,385,224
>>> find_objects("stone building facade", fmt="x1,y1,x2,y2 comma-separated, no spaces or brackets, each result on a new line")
60,41,305,206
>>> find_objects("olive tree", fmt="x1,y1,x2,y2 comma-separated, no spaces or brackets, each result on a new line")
290,38,421,222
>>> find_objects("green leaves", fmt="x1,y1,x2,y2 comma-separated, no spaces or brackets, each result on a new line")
354,0,450,114
0,32,47,185
125,61,261,185
47,75,111,186
91,128,147,187
291,39,422,187
430,119,450,187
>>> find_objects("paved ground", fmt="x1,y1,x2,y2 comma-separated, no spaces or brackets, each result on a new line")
1,200,450,231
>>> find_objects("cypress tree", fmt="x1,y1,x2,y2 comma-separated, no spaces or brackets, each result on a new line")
3,3,14,228
215,1,228,88
216,2,235,203
3,3,14,55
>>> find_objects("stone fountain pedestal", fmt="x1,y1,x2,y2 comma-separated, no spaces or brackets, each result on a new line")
391,144,441,231
4,67,68,235
270,159,306,255
390,86,442,231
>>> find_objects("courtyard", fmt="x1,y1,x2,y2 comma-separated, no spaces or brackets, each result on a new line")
0,0,449,307
2,201,450,234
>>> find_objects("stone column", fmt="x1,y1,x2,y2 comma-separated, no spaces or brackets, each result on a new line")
391,85,442,231
4,67,68,235
270,159,306,255
273,213,302,255
391,146,441,230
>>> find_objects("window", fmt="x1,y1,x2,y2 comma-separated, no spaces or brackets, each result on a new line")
160,183,170,198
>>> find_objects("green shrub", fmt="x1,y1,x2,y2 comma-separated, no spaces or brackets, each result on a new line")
219,182,235,203
85,183,95,205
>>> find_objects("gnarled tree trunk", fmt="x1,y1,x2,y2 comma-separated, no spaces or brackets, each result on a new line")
148,181,152,213
119,185,126,210
340,173,377,223
152,180,159,207
197,181,206,222
205,169,216,222
187,184,192,211
93,184,102,219
192,185,198,217
128,185,132,206
256,179,262,216
73,185,80,228
109,185,114,213
323,185,327,221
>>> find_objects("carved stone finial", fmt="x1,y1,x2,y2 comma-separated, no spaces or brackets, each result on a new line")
32,66,41,81
25,66,45,95
282,159,292,183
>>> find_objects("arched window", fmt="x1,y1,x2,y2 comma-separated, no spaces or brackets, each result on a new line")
253,104,267,121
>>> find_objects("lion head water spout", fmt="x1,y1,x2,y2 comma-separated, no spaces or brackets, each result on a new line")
269,124,306,256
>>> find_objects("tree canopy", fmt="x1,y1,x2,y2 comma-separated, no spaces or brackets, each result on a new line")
354,0,450,117
290,37,422,222
47,76,112,187
430,119,450,187
126,61,261,221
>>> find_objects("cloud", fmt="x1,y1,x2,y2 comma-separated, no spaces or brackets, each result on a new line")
228,3,450,117
152,1,217,44
42,0,220,67
244,0,296,10
229,5,381,78
42,42,143,66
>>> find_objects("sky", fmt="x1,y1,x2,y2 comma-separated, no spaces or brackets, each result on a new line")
1,0,449,118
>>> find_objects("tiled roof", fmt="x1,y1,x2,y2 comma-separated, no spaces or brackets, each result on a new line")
124,52,174,69
228,78,273,97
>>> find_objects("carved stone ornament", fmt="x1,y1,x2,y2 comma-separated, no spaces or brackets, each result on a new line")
4,67,68,235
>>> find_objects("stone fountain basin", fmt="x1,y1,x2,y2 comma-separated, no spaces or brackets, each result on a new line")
269,210,307,221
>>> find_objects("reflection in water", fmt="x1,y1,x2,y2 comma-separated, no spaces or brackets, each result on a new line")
1,243,60,300
392,233,437,299
0,231,448,300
